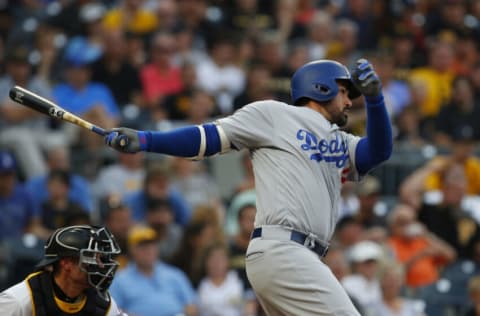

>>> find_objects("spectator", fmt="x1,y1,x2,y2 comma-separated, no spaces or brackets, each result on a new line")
197,243,256,316
227,191,256,290
102,0,158,36
176,0,220,49
25,146,94,213
332,215,365,251
342,240,383,309
339,181,360,219
37,170,89,239
255,31,291,102
337,0,379,51
0,46,59,178
233,62,275,111
169,157,221,211
408,39,455,131
109,225,197,316
170,220,219,288
190,205,226,246
222,0,275,39
196,34,246,114
225,189,256,237
394,106,426,147
401,136,480,203
153,0,180,33
304,11,334,61
140,32,182,107
353,175,387,229
103,196,133,269
0,151,40,241
466,276,480,316
91,29,144,110
367,261,425,316
387,204,456,289
170,89,218,127
78,2,107,48
52,37,120,148
145,198,183,262
124,162,191,226
45,0,99,38
327,19,361,69
401,162,480,259
93,151,146,203
323,246,365,315
161,62,199,121
233,150,255,195
372,52,412,119
434,76,480,146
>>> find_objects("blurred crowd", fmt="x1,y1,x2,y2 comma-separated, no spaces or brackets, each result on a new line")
1,0,480,315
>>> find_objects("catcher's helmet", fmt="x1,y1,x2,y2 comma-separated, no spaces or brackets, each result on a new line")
290,60,361,104
36,225,121,293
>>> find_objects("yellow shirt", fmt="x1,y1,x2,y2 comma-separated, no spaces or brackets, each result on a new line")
103,8,158,34
425,156,480,195
409,68,453,118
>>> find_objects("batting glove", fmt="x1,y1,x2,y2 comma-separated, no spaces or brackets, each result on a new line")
105,127,142,153
351,59,382,97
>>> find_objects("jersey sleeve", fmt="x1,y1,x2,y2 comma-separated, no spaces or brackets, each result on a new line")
340,131,362,181
0,283,32,316
216,101,276,150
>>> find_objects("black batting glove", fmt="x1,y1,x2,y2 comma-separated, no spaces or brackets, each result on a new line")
351,59,382,98
105,127,142,153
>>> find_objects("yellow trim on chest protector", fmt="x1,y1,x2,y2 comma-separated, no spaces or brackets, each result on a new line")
54,294,87,314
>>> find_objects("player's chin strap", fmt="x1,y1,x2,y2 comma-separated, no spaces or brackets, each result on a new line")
189,123,231,160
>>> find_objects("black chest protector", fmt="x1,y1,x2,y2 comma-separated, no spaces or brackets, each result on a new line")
26,272,111,316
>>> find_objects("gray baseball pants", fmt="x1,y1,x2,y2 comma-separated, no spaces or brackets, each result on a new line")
245,229,361,316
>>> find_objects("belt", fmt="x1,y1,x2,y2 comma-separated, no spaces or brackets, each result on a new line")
251,226,329,258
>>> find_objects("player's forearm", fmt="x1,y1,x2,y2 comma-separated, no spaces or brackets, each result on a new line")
355,94,393,174
139,124,230,159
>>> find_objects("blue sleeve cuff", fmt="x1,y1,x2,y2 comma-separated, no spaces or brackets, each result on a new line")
138,131,149,151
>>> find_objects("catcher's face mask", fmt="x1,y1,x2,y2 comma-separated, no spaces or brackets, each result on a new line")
78,227,121,294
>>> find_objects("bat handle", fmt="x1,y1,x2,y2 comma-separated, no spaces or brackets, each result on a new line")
92,126,130,148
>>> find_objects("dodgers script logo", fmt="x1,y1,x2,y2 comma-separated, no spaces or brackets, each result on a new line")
296,129,348,168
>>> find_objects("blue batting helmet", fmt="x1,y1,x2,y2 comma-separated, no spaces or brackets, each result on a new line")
290,60,361,104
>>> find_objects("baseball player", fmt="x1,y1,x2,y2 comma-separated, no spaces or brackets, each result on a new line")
0,225,128,316
105,59,392,315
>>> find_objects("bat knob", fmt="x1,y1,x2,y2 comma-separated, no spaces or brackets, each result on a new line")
118,135,129,148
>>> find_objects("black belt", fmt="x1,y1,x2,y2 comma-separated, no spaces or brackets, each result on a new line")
251,227,329,257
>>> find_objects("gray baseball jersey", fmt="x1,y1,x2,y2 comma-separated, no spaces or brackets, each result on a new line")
217,100,361,242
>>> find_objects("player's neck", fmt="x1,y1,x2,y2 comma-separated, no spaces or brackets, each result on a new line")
306,101,332,123
53,274,85,301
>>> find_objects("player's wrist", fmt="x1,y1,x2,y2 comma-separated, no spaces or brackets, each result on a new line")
364,94,384,106
137,131,150,151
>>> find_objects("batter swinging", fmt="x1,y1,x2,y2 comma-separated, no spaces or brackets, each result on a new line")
105,59,392,315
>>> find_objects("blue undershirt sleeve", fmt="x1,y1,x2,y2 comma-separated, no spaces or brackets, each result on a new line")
138,123,222,157
355,95,393,175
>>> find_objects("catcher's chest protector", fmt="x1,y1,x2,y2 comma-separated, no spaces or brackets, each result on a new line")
26,272,110,316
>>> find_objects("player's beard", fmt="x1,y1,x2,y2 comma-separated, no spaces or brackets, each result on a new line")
324,102,348,126
330,109,348,127
335,112,348,127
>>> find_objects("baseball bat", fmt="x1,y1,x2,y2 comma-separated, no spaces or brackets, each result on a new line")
9,85,128,147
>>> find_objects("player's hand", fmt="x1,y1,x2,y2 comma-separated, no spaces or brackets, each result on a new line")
351,59,382,97
105,127,141,153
